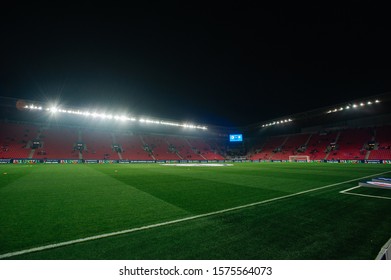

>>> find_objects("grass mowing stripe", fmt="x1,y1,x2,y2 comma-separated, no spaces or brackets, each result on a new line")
1,169,390,260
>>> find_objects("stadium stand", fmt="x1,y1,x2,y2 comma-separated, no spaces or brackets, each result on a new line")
115,133,154,160
161,135,203,160
306,131,339,160
368,125,391,160
142,134,181,160
186,137,225,160
329,128,372,160
270,133,311,160
249,135,287,160
0,122,36,159
1,119,391,161
82,129,119,160
33,126,79,159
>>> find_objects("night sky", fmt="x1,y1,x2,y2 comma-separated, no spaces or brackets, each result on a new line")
1,4,391,127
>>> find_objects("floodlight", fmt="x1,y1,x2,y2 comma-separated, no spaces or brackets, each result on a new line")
367,101,372,105
50,107,58,113
360,103,364,106
346,106,350,109
353,104,357,108
375,99,380,103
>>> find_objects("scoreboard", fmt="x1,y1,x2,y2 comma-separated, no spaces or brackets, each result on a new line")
229,134,243,142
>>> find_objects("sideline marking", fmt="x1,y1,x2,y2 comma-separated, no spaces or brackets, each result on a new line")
340,186,361,193
1,170,390,259
340,186,391,200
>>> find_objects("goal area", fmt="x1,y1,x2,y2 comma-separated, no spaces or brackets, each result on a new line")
289,155,310,162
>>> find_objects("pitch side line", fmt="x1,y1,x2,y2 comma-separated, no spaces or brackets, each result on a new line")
340,186,391,200
340,186,361,193
1,170,390,259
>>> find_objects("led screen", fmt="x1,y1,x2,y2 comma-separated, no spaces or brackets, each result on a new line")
229,134,243,142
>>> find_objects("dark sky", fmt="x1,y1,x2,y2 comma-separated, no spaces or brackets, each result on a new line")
1,4,391,127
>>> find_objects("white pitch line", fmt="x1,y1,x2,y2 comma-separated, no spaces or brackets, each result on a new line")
1,170,390,259
339,186,361,193
340,189,391,200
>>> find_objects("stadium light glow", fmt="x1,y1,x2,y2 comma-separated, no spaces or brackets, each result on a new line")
326,99,380,114
261,118,293,128
22,103,208,130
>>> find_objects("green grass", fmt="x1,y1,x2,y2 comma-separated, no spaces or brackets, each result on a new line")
0,162,390,259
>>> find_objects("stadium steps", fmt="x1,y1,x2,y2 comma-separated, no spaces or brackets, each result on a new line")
304,134,312,146
28,148,35,159
78,129,83,160
111,133,122,160
325,131,341,160
365,150,371,160
281,135,289,146
163,138,183,160
335,131,341,143
182,138,205,160
28,129,42,159
175,152,183,159
139,135,156,159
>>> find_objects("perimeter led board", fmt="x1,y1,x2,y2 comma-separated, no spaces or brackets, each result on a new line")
229,134,243,142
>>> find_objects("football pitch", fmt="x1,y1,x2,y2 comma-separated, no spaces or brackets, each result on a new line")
0,162,390,260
